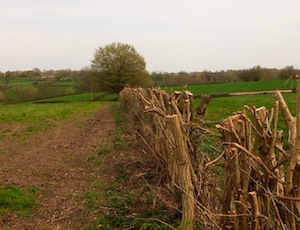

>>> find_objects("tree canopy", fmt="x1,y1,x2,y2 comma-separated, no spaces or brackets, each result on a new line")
91,43,150,92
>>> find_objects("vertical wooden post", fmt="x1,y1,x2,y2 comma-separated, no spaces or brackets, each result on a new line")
232,147,240,230
275,90,296,146
196,94,212,124
166,115,195,230
249,191,260,230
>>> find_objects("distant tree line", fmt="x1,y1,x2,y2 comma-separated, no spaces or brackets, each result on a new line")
0,65,298,95
151,65,299,86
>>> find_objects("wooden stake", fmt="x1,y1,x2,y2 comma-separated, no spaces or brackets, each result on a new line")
275,90,296,146
166,115,195,230
249,191,260,230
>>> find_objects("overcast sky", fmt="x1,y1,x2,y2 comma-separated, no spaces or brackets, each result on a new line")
0,0,299,72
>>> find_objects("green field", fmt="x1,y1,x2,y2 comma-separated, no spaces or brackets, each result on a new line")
37,92,119,102
37,92,104,102
172,79,296,95
168,79,298,123
203,93,296,124
0,77,122,103
4,78,72,87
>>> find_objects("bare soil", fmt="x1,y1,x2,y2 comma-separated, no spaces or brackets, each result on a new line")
0,105,120,229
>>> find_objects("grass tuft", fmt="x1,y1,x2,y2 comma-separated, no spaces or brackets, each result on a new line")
0,186,37,216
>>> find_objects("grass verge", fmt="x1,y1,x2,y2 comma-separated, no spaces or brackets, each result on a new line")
81,103,180,229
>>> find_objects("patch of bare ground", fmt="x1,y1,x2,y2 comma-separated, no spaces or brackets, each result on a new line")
0,105,116,229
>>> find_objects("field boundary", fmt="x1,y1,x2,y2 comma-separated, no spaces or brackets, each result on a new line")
120,86,300,229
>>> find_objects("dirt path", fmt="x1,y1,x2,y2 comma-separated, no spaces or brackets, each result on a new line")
0,105,115,229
